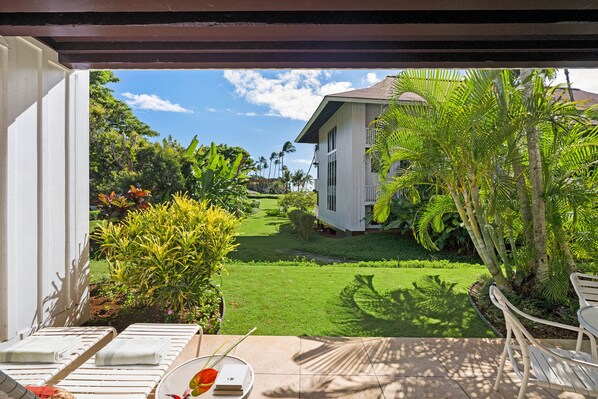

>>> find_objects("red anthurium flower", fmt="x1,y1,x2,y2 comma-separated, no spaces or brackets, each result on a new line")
189,368,218,396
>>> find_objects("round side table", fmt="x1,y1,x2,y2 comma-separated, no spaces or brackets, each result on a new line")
156,355,254,399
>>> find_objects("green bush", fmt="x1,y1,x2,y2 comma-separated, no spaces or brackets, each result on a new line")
93,194,240,317
288,209,316,240
90,209,101,220
278,191,316,213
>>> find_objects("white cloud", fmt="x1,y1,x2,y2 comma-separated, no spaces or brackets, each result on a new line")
206,107,217,112
554,69,598,93
223,70,354,121
122,92,192,113
365,72,381,85
287,158,313,165
237,112,258,116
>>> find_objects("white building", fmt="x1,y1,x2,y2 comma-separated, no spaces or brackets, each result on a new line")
295,77,423,234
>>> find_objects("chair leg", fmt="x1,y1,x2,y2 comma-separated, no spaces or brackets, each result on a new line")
517,367,530,399
494,343,508,391
577,328,584,352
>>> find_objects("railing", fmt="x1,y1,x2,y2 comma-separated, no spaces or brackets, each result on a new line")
365,185,377,202
366,128,377,146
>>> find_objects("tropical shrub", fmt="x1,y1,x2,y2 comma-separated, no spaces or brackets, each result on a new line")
288,209,316,240
186,137,253,215
376,196,473,254
97,185,152,221
89,209,101,220
93,194,240,317
278,191,316,213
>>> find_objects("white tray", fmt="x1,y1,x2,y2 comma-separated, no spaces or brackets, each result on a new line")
156,355,254,399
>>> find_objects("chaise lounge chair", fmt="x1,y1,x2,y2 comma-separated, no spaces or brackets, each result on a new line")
0,326,116,387
55,323,201,399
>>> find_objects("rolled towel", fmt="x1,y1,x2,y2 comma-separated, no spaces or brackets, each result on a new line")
95,338,170,366
0,336,81,364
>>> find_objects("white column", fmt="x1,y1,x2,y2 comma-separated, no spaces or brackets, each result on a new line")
0,37,89,345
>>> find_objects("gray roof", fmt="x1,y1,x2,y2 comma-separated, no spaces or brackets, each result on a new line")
296,76,423,143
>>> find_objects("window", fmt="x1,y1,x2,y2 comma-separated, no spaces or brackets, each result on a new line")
327,126,336,152
326,127,337,211
327,152,336,211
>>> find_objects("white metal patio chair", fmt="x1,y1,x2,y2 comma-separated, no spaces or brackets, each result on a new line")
55,323,201,399
490,285,598,399
570,272,598,350
0,326,116,387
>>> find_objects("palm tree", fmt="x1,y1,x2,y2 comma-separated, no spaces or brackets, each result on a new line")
280,141,296,171
282,166,292,192
273,158,281,178
277,151,284,177
301,173,314,191
268,152,278,179
371,69,513,290
291,169,306,191
258,156,268,177
370,69,597,300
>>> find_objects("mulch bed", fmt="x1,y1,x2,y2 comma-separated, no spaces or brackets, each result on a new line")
84,284,167,333
469,280,579,339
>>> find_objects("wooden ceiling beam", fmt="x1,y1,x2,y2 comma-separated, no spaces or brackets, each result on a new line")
58,49,598,69
2,23,598,40
2,1,597,13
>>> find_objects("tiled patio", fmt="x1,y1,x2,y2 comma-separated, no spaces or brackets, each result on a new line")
166,335,587,399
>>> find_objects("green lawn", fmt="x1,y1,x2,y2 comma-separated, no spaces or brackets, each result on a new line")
231,198,478,264
219,262,492,337
90,198,492,337
230,198,300,262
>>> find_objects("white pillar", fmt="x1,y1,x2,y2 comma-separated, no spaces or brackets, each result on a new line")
0,37,89,345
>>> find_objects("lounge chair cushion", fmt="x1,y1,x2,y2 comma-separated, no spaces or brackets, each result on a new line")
0,337,81,364
95,338,170,366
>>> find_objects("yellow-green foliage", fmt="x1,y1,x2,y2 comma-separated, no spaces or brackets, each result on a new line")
94,194,240,313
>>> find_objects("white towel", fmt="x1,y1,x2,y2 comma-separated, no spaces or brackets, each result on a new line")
0,336,81,364
95,338,170,366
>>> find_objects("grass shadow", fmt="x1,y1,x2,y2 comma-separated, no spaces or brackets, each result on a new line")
332,274,494,337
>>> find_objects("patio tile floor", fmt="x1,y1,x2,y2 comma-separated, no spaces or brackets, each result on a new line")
161,335,587,398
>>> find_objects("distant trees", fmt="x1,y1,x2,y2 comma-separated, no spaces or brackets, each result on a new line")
251,141,312,194
90,71,191,202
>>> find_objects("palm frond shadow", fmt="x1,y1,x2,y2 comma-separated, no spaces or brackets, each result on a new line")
333,274,488,337
260,274,492,397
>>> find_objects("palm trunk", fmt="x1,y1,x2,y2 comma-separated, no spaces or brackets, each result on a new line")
470,183,502,268
449,188,511,290
521,69,549,278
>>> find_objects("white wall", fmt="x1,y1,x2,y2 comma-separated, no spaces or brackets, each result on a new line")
0,37,89,345
316,103,367,232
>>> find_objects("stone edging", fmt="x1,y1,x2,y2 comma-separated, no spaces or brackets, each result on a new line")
468,280,503,338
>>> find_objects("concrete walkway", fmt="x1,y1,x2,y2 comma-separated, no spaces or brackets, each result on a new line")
165,335,585,399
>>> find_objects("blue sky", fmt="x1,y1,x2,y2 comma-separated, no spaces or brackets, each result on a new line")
110,69,401,173
110,68,597,175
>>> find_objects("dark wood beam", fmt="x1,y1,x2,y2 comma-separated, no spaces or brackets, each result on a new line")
58,49,598,69
53,40,598,54
2,0,597,13
2,1,598,69
2,23,598,41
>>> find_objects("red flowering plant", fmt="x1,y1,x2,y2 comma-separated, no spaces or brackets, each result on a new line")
97,185,151,221
167,327,256,398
